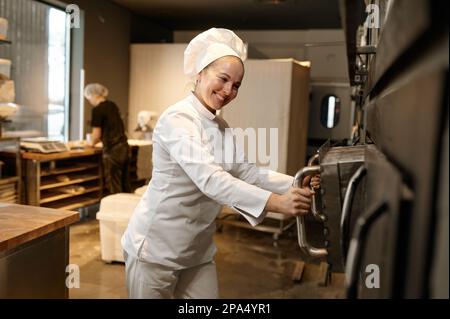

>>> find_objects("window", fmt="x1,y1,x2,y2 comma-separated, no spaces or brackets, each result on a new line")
320,94,340,128
0,0,71,141
48,7,70,141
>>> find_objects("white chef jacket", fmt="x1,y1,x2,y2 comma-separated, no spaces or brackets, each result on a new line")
121,92,294,269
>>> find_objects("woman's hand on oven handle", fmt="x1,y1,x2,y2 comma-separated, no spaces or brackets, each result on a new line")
265,187,314,216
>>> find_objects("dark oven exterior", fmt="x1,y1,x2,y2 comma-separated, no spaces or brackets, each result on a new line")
339,0,447,298
294,0,448,298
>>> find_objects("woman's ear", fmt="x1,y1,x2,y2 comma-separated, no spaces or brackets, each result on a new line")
194,74,202,91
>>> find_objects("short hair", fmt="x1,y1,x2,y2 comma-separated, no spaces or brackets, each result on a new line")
84,83,109,98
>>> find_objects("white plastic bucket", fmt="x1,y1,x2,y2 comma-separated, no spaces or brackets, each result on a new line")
96,193,141,263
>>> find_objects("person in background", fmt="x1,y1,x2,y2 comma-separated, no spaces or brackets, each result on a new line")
121,28,319,299
84,83,130,194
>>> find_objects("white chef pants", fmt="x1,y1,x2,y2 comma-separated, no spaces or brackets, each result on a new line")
124,251,219,299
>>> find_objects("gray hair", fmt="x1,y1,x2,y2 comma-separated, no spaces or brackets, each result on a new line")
84,83,109,98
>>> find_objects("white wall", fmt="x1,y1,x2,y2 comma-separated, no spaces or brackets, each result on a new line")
127,44,191,135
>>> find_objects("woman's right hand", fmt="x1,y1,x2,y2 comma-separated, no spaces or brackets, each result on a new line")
266,187,314,216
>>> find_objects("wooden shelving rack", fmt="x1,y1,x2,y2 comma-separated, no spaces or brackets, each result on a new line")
21,148,104,211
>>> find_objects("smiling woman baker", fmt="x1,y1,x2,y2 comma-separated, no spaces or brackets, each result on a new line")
121,28,319,299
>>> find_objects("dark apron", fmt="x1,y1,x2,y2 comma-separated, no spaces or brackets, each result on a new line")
103,142,131,194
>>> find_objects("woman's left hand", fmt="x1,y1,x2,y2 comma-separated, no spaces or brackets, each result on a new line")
302,174,321,189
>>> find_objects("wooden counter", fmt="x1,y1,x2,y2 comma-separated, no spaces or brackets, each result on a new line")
0,203,79,298
0,203,79,251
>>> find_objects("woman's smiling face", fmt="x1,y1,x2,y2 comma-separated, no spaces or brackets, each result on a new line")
194,56,244,113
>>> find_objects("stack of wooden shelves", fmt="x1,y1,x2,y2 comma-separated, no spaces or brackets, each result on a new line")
0,20,19,204
22,148,103,211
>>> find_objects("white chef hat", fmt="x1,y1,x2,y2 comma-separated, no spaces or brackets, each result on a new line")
184,28,247,78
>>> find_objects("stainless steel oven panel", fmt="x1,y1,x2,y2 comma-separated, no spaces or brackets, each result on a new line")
320,145,368,272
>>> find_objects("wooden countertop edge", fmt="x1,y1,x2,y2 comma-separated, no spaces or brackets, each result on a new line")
21,148,103,161
20,141,148,161
0,211,80,252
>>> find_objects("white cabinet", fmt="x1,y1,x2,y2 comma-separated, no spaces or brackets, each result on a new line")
219,59,311,241
222,58,311,175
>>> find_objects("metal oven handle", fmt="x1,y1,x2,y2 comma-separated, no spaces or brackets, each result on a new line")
307,153,320,166
307,153,327,223
340,165,367,265
345,201,388,298
293,165,328,258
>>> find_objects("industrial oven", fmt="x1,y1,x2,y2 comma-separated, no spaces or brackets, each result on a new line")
294,0,448,298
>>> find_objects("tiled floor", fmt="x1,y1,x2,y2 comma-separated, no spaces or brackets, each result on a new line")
69,218,345,299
